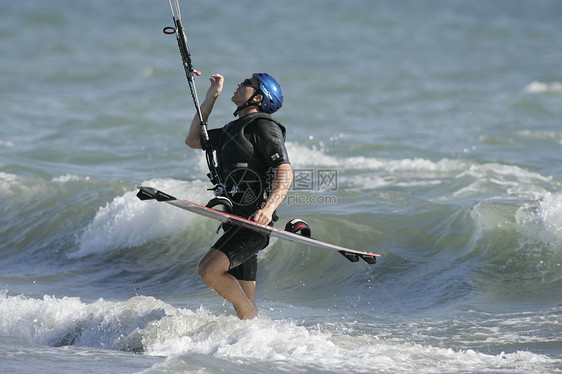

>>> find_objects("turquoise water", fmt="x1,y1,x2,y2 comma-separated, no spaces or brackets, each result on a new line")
1,1,561,373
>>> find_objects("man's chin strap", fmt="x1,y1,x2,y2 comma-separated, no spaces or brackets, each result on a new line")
233,92,261,116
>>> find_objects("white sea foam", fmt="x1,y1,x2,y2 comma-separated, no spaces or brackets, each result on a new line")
1,172,94,198
286,143,557,198
0,139,15,147
524,81,562,94
516,192,562,250
517,130,562,145
451,163,553,203
458,163,552,185
465,167,560,252
51,174,91,183
72,178,213,258
0,172,20,193
0,292,558,373
0,292,174,351
286,142,469,174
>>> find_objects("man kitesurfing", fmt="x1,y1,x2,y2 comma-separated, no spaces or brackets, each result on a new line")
139,0,377,319
185,73,292,319
162,0,292,319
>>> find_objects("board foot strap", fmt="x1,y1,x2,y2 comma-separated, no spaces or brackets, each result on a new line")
136,186,176,202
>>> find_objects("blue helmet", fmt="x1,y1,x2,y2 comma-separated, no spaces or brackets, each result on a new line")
253,73,283,114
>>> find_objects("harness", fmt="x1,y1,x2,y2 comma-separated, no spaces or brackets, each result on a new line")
214,112,286,177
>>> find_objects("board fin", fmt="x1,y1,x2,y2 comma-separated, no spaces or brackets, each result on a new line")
339,251,359,262
339,251,377,264
360,254,377,264
136,186,177,202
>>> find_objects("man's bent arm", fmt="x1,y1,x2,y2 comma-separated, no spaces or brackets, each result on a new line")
185,74,224,149
252,163,293,225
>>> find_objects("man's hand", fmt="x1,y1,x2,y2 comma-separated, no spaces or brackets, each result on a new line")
251,206,275,225
206,74,224,101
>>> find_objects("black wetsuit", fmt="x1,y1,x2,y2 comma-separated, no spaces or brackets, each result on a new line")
206,112,290,281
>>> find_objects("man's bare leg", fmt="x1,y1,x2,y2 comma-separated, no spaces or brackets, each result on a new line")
198,249,258,319
239,280,256,307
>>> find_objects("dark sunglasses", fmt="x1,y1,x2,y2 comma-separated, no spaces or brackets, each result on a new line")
242,78,260,91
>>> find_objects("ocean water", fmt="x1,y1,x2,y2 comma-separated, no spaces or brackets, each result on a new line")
1,0,561,373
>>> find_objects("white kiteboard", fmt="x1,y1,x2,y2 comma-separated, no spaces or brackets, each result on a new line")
136,186,380,264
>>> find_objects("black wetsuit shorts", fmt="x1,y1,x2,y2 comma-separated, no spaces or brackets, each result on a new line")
212,226,270,281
